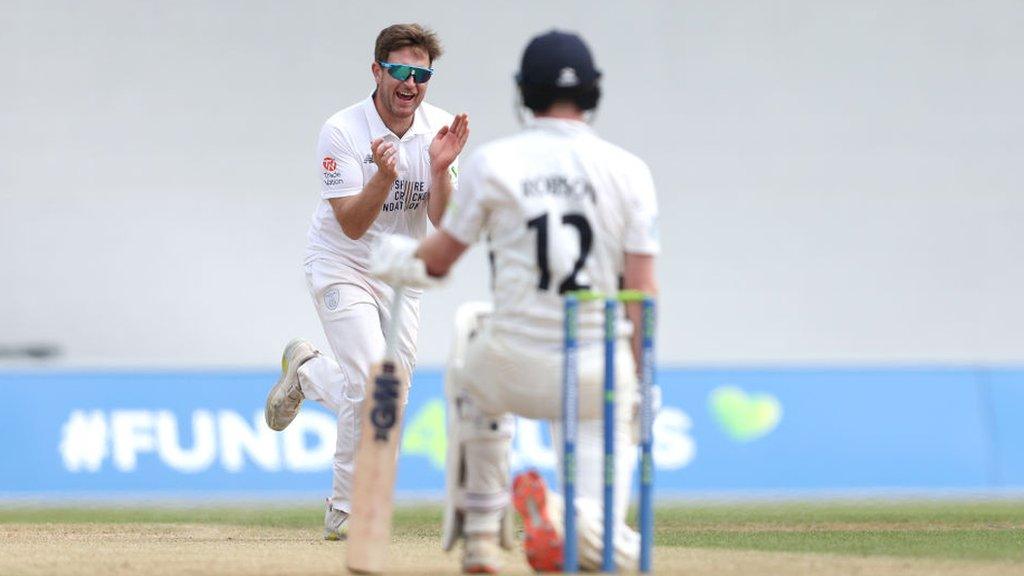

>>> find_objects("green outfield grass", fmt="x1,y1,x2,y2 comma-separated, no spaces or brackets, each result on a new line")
3,501,1023,562
651,501,1024,562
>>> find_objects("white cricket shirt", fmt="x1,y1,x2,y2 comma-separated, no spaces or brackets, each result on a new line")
306,96,457,272
442,118,659,345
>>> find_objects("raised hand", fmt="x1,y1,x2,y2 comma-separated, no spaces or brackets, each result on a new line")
371,137,399,181
428,113,469,174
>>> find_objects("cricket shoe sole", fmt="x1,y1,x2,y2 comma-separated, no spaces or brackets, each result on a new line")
512,470,563,572
264,338,317,431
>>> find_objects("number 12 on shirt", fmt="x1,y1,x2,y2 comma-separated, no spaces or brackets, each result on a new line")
527,211,593,294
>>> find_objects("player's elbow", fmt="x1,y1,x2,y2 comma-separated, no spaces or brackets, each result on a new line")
340,221,366,240
333,207,367,240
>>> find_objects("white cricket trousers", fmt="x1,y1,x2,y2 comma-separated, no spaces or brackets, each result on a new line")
296,258,421,513
459,324,640,535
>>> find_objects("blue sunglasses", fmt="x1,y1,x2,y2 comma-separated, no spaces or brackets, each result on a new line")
379,61,434,84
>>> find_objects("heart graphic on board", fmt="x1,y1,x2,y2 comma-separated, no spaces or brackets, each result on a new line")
709,386,782,442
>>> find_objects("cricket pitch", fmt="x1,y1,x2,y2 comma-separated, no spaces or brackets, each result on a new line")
1,503,1022,575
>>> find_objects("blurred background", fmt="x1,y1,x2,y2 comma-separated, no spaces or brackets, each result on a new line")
2,1,1022,499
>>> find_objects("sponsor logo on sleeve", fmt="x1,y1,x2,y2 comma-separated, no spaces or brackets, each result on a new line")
322,156,343,187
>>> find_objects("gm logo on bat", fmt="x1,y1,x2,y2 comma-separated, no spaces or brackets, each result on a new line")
370,363,401,441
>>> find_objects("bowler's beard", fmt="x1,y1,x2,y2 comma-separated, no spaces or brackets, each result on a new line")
375,86,418,122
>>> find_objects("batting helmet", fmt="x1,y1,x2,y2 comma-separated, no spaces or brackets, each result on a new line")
516,30,602,112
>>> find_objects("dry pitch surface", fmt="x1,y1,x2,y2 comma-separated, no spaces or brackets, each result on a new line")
2,503,1023,575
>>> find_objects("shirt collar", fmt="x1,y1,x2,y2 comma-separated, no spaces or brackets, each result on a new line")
363,94,433,141
526,116,596,136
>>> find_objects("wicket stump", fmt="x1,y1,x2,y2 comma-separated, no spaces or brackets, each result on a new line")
561,290,656,573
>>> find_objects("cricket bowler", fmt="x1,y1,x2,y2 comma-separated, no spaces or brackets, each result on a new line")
263,23,469,540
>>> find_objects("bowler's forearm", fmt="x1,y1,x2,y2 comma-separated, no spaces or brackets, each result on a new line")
427,168,453,227
330,173,395,239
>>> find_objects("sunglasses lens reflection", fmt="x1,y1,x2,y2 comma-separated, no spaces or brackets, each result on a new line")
385,64,432,84
413,68,432,83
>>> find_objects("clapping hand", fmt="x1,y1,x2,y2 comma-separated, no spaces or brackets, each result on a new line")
428,113,469,174
371,137,399,181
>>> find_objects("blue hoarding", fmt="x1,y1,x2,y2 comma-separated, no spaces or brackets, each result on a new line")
987,369,1024,486
0,368,1021,497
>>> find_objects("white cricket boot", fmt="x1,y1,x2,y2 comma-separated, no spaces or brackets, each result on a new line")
462,532,502,574
323,499,349,541
264,338,318,431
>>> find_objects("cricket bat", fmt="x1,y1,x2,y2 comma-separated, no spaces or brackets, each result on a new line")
346,290,411,575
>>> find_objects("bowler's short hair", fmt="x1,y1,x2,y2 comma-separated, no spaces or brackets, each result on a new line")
374,24,443,65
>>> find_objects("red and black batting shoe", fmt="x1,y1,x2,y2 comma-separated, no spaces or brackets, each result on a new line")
512,470,564,572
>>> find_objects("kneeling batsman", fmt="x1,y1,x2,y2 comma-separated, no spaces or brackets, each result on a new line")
370,234,642,574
